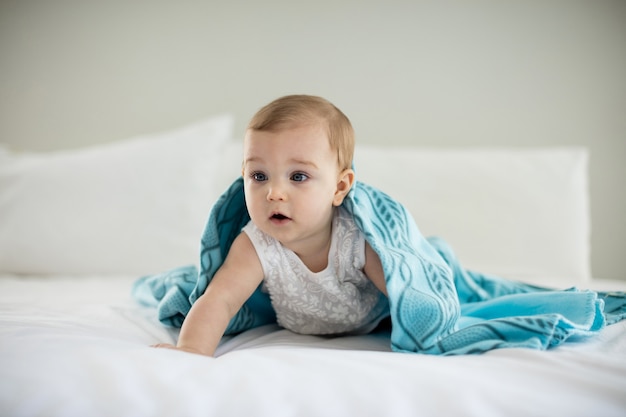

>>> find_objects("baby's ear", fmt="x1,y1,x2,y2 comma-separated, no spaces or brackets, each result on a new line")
333,168,355,206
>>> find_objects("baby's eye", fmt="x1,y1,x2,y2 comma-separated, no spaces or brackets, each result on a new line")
251,172,267,182
291,172,309,182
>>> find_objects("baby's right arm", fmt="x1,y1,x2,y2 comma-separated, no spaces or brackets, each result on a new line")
158,232,264,357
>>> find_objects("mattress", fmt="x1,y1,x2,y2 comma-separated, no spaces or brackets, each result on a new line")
2,117,625,416
1,274,625,417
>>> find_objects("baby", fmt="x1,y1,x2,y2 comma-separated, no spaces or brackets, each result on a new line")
150,94,625,356
155,95,390,356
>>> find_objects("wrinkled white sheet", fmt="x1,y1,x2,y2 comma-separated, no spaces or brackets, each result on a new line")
1,275,625,417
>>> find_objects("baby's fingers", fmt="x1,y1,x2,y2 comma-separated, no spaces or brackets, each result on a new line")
151,343,176,349
150,343,206,356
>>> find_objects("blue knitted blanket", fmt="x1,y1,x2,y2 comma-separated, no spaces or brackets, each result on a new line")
133,178,626,354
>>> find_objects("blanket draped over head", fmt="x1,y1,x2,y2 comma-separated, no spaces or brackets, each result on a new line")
133,177,626,355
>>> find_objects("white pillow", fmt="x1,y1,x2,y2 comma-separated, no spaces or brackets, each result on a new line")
0,114,234,275
354,146,590,285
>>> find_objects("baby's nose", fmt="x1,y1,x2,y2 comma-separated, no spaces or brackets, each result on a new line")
266,182,287,201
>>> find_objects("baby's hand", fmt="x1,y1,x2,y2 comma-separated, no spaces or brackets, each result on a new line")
151,343,207,356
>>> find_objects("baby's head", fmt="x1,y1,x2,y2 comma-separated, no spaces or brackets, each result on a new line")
243,95,356,252
247,95,355,171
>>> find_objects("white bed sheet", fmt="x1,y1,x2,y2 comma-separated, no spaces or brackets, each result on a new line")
1,275,625,417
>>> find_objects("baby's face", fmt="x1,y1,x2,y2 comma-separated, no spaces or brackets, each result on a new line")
242,123,343,253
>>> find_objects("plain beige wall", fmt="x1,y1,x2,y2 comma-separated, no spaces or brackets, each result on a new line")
1,1,624,280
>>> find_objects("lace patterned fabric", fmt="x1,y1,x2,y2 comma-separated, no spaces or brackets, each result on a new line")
243,207,389,335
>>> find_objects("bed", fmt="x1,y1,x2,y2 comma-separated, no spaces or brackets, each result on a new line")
1,114,625,417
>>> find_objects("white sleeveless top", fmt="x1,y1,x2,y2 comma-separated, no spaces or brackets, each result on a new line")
242,207,389,335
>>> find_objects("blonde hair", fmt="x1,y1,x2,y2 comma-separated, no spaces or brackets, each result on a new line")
247,95,354,170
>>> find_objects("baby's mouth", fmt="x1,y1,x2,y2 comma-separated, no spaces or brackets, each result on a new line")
270,213,291,221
